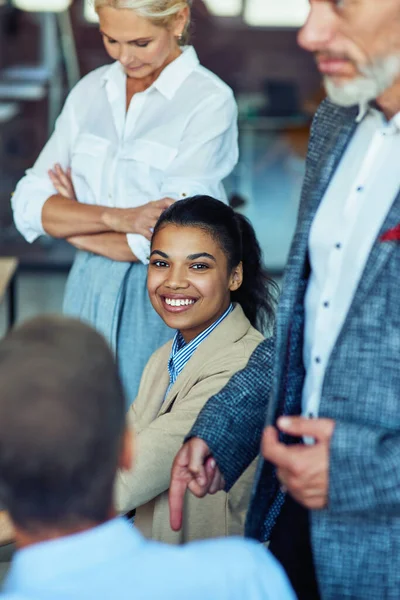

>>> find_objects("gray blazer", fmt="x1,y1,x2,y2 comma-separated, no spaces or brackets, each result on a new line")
190,99,400,599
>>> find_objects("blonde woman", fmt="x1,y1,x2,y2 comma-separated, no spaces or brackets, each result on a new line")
12,0,238,402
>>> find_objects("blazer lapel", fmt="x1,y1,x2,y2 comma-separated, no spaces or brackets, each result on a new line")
158,305,251,416
160,379,181,417
340,192,400,327
272,103,359,406
132,351,171,430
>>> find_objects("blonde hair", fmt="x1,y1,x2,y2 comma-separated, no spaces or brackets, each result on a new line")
94,0,192,44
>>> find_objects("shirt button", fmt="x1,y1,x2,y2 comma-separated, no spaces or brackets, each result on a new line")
335,243,342,249
323,301,330,308
356,186,364,192
315,356,321,364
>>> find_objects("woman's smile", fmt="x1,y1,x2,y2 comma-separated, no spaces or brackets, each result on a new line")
148,224,236,343
161,294,198,313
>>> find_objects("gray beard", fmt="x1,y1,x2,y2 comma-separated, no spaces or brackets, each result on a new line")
324,54,400,107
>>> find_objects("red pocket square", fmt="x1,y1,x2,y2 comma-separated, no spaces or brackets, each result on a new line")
380,224,400,242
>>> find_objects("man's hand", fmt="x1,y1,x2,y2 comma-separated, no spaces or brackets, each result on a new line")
103,198,175,239
169,438,225,531
262,416,335,510
49,164,77,200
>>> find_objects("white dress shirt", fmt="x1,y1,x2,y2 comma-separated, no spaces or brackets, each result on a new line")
302,107,400,419
12,47,238,263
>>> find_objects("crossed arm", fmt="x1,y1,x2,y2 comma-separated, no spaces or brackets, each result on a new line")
11,92,174,262
13,88,237,264
45,165,173,262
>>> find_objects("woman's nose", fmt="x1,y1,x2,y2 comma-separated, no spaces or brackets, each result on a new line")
119,46,133,67
298,3,337,53
165,268,189,290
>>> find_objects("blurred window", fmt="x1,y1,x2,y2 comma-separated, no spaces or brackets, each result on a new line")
11,0,71,11
84,0,98,23
204,0,309,26
204,0,242,17
244,0,309,26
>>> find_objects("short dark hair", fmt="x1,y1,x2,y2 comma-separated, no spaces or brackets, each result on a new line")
153,196,278,333
0,316,126,532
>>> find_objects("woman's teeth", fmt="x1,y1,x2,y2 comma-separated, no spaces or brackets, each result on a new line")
165,298,195,307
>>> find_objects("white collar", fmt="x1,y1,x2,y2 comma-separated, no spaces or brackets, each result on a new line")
392,111,400,130
101,46,199,100
356,101,400,131
355,102,369,123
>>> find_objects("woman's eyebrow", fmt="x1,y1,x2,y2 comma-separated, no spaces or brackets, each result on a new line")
187,253,216,262
100,30,151,44
150,250,169,258
100,30,116,40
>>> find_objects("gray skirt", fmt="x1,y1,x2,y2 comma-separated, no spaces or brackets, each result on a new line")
63,251,173,406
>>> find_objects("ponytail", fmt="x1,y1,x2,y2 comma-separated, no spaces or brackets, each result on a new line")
232,213,278,332
153,196,278,333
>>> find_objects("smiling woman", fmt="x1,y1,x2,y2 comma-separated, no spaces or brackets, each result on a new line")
11,0,238,403
148,196,276,339
148,226,240,343
115,196,278,543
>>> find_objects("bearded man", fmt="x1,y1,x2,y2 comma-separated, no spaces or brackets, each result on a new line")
168,2,400,599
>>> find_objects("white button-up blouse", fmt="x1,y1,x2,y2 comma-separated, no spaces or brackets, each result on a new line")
12,47,238,263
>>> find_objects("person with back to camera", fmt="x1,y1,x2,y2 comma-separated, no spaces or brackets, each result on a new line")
115,196,278,543
0,316,295,600
11,0,238,403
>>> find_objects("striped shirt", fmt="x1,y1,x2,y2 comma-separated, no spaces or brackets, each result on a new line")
167,304,234,394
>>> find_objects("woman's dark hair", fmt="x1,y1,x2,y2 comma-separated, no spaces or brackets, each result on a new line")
152,196,278,333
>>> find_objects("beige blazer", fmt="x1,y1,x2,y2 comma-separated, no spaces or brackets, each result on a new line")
115,304,264,544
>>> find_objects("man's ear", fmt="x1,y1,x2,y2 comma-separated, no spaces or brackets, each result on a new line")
229,261,243,292
119,427,134,472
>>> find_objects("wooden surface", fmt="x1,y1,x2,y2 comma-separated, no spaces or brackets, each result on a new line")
0,258,17,301
0,512,14,546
